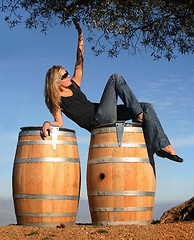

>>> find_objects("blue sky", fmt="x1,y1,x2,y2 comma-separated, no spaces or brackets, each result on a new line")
0,15,194,224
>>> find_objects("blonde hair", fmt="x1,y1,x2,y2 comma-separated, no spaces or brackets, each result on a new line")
44,65,64,115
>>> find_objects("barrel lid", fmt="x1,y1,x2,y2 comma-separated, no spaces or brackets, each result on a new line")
93,122,141,129
20,126,75,133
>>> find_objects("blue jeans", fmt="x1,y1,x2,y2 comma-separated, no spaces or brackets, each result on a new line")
93,74,170,153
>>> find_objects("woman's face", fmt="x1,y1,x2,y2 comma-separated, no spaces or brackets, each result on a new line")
58,68,71,88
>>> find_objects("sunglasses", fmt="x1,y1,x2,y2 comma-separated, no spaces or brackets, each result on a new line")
61,71,69,80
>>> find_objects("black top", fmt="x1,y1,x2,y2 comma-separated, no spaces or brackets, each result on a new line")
60,80,97,132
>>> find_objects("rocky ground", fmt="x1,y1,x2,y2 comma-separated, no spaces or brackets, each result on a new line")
0,221,193,240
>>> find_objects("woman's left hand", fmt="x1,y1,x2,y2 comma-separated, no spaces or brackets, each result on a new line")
40,122,52,139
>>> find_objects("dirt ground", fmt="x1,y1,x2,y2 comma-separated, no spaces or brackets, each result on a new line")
0,221,193,240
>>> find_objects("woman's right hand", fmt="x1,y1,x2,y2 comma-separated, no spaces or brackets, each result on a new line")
41,121,52,139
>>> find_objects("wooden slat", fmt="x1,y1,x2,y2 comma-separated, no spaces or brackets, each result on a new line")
87,123,156,226
12,126,80,227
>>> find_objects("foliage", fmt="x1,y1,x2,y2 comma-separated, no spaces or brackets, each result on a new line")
151,219,160,224
1,0,193,60
24,230,39,236
96,229,109,233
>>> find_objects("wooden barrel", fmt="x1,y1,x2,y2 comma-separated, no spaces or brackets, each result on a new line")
87,122,156,225
13,126,80,227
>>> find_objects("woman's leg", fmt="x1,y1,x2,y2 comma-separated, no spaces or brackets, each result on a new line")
116,103,171,153
94,73,170,153
94,73,143,125
117,103,183,162
93,74,182,161
140,103,171,153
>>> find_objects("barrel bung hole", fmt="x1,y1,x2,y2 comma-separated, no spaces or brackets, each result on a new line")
100,173,105,180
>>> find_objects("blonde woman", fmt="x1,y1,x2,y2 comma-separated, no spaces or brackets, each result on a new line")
41,21,183,163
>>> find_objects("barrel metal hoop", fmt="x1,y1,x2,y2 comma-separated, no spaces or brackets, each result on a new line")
17,222,75,227
88,191,155,197
92,126,143,135
88,157,154,164
90,143,147,148
16,212,77,217
92,220,151,226
19,130,76,138
17,140,77,146
14,194,79,200
14,157,80,164
90,207,153,212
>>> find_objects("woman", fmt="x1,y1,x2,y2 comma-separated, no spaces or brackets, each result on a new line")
41,21,183,163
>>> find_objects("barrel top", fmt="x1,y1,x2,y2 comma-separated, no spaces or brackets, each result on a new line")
20,126,75,133
91,122,143,135
93,122,141,129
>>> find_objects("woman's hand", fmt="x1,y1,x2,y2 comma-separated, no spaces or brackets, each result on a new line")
41,121,52,139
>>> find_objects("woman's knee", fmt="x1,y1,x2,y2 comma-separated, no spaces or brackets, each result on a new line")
110,73,122,79
108,73,125,85
140,102,154,110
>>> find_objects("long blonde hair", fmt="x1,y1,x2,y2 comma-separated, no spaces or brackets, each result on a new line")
44,65,64,115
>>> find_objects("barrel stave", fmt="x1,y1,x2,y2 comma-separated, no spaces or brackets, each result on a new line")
13,162,80,195
16,216,75,226
13,126,80,227
87,123,156,225
91,211,153,225
87,162,155,192
88,196,155,209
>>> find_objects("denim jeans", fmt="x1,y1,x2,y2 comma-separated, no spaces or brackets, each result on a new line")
93,74,170,153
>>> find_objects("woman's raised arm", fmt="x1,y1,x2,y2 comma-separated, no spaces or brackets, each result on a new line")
72,21,84,87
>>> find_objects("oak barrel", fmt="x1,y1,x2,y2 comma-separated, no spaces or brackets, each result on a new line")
87,122,156,225
13,126,80,227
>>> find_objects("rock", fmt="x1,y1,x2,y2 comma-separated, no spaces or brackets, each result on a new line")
59,223,65,228
160,196,194,223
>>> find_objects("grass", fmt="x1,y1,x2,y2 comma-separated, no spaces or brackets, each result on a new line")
96,229,109,234
151,219,160,224
42,235,57,240
24,230,39,236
